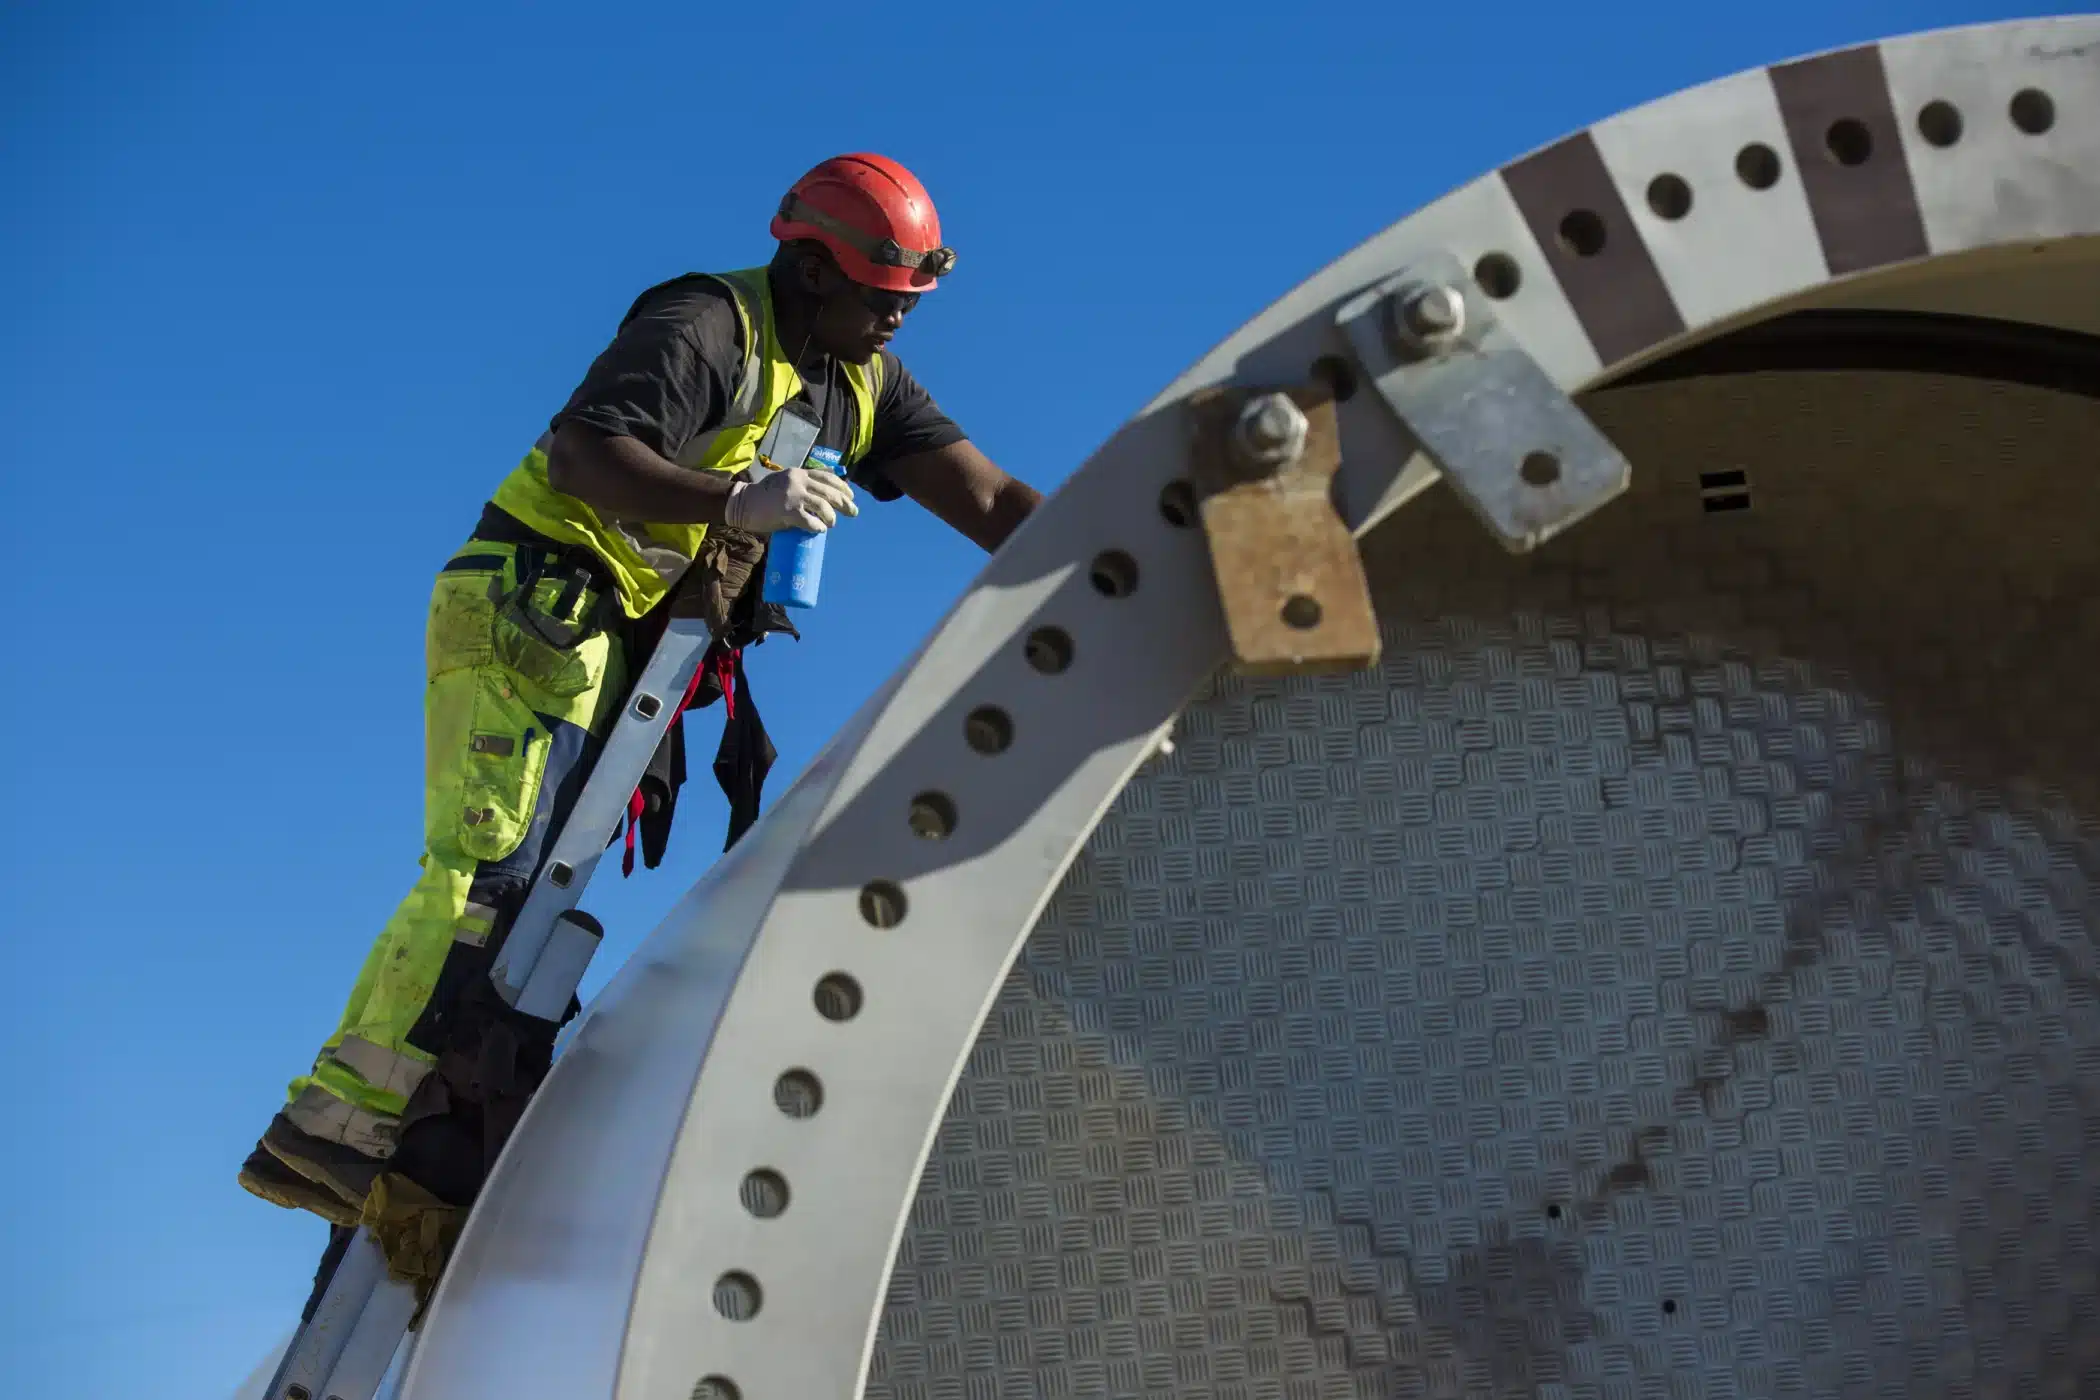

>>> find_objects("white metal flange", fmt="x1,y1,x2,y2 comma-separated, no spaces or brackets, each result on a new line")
386,16,2100,1400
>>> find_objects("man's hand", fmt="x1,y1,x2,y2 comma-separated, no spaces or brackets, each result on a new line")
725,468,860,534
882,439,1043,552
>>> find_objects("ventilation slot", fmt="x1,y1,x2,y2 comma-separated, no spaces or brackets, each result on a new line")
1699,468,1751,514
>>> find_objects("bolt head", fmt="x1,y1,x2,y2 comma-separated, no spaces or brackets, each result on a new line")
1388,282,1467,354
1232,392,1308,469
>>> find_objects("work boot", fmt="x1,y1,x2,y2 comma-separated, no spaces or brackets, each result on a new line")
257,1112,390,1215
236,1145,363,1229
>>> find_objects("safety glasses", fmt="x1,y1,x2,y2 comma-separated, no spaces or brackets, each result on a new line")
858,286,921,320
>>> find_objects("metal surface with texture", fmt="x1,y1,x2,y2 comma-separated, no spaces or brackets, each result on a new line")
868,372,2100,1398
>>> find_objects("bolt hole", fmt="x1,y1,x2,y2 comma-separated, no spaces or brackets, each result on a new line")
858,880,907,928
1546,1203,1562,1220
1089,549,1139,598
1917,99,1962,147
288,1388,313,1400
1280,595,1322,631
1519,452,1561,487
1158,479,1197,528
713,1271,762,1321
1025,626,1074,674
1473,251,1521,299
908,790,957,840
813,972,863,1022
1662,1298,1678,1316
1310,353,1358,402
1644,173,1692,221
692,1379,742,1400
1824,117,1873,166
1556,208,1606,257
773,1068,823,1119
2011,87,2055,135
1735,142,1782,190
964,705,1013,755
739,1169,789,1219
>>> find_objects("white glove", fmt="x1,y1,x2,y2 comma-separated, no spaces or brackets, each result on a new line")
723,467,859,534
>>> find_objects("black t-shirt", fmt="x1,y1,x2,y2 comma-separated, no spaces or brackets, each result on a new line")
547,273,966,503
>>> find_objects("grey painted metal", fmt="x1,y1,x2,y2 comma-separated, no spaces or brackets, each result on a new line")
488,613,713,1004
223,14,2100,1400
1337,252,1633,552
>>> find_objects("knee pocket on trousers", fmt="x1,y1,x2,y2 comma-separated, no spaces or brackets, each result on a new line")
428,668,551,864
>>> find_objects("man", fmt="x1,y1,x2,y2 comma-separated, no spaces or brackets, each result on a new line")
237,153,1042,1245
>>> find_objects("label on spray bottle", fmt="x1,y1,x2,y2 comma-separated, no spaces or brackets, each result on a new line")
762,444,844,610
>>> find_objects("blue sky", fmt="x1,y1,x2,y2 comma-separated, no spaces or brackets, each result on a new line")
1,1,2041,1395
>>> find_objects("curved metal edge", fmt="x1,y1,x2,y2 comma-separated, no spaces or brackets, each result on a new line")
379,16,2100,1400
1602,307,2100,396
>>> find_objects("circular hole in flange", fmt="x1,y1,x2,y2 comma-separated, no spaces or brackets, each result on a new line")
1280,595,1322,631
813,973,863,1022
1546,1203,1563,1220
713,1271,762,1321
1645,173,1692,221
692,1378,742,1400
739,1169,790,1219
1310,353,1358,402
1824,117,1873,166
2011,87,2056,135
858,880,907,928
908,790,957,840
1473,251,1521,299
964,705,1013,755
1519,451,1562,487
1556,208,1607,257
773,1069,823,1119
1025,626,1074,674
1089,549,1139,598
1662,1298,1679,1317
1157,479,1197,528
1735,142,1782,190
1917,99,1963,147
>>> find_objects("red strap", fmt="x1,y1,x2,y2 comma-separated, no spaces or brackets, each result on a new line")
620,646,745,876
715,648,739,719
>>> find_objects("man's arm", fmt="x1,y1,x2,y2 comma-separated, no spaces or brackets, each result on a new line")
881,439,1043,552
545,421,738,525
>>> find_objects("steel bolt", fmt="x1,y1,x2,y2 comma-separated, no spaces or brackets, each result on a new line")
1387,282,1466,356
1232,392,1308,471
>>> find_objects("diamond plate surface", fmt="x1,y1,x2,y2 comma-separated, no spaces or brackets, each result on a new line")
867,373,2100,1400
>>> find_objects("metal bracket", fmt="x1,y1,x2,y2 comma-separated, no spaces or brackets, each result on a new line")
1186,383,1381,677
1336,249,1632,552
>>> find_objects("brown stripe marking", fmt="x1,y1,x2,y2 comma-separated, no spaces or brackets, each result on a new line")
1500,130,1686,366
1767,44,1930,276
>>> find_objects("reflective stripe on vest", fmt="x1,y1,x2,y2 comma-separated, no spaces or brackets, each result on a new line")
492,267,887,618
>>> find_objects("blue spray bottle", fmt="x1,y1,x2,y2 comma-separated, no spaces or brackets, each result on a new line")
761,443,844,610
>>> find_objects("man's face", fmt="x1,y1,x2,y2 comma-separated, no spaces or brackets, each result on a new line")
799,253,920,364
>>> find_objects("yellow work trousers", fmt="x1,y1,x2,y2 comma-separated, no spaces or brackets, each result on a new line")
282,536,629,1158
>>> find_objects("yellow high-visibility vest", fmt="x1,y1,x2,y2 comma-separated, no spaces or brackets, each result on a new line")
490,265,884,618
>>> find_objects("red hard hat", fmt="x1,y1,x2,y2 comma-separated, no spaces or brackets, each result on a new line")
770,153,956,294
